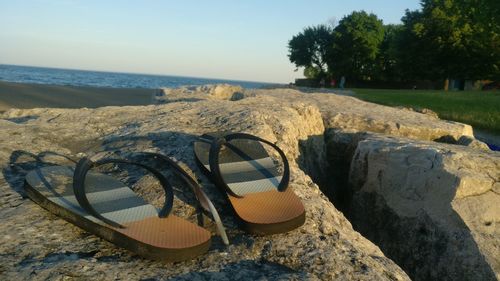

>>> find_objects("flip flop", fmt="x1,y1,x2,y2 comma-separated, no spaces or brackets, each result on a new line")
194,132,305,235
24,152,228,262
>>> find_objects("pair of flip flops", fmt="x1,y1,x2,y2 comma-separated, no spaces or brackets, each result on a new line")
24,132,305,262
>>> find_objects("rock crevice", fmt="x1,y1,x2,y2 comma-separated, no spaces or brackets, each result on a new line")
1,85,498,280
299,129,499,281
0,86,411,280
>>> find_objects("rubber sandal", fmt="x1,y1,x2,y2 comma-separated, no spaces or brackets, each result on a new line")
193,132,305,235
24,152,228,262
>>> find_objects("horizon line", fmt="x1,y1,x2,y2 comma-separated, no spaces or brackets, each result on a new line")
0,63,280,85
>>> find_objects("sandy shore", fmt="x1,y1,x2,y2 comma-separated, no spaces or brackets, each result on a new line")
0,81,154,112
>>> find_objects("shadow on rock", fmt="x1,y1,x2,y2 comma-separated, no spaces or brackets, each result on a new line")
4,115,40,124
296,129,498,280
296,129,364,212
3,150,76,197
166,260,308,281
2,131,248,250
348,190,497,281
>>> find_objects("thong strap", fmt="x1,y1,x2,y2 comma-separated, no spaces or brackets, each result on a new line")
137,152,229,245
73,156,174,228
201,133,290,198
74,152,229,245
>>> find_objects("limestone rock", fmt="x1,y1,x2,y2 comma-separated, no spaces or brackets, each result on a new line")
155,84,249,103
157,87,475,143
397,106,440,119
2,84,496,280
457,135,491,151
0,93,409,280
346,134,499,281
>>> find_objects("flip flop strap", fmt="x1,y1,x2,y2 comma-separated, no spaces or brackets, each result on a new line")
206,133,290,198
137,152,229,245
73,157,175,228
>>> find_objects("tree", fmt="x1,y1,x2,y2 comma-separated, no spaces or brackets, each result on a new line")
396,9,441,81
400,0,500,86
455,0,500,80
330,11,385,81
376,24,404,81
288,25,334,79
303,66,322,79
287,1,499,86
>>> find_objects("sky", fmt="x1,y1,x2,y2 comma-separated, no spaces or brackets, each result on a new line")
0,0,421,83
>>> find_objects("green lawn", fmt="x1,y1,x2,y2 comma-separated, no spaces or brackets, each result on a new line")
352,89,500,134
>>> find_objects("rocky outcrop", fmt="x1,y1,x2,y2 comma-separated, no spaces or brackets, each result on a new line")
457,135,491,151
156,85,499,280
345,134,499,281
0,92,409,280
156,86,475,144
397,106,440,119
155,84,247,103
1,84,497,280
254,88,477,142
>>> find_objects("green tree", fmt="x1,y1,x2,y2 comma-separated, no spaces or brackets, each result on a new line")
456,0,500,80
396,9,440,81
288,25,334,79
400,0,500,86
330,11,385,81
376,24,404,81
303,66,322,79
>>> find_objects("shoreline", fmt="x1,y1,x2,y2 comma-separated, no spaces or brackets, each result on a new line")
0,80,154,111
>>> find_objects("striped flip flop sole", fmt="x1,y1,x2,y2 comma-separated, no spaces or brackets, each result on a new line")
194,134,305,235
24,165,211,261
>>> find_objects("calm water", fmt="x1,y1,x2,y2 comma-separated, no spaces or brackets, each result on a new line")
0,64,272,89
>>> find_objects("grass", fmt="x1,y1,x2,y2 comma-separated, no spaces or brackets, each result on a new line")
352,89,500,134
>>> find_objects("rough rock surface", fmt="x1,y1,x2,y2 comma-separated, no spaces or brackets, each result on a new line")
156,84,247,103
457,135,491,151
345,133,499,281
2,84,497,280
155,85,499,280
0,90,410,280
156,86,475,143
397,106,440,119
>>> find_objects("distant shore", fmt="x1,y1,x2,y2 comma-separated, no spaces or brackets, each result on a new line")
0,81,154,111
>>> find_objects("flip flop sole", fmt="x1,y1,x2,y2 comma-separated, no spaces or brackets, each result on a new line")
25,166,211,262
194,135,305,235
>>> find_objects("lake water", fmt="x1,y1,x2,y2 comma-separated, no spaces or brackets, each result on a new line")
0,64,272,89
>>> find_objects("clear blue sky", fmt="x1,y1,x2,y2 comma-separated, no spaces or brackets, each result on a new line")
0,0,421,83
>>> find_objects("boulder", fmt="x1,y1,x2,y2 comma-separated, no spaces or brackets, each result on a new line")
155,84,248,103
250,88,474,142
397,106,440,119
457,135,491,151
0,94,409,280
154,85,499,280
157,87,475,143
345,134,499,280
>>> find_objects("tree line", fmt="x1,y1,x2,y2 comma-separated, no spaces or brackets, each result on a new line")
288,0,500,89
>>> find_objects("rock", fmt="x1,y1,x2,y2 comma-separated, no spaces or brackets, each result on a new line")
418,108,439,119
155,84,249,103
0,92,409,280
251,88,474,142
457,135,491,151
157,87,475,143
397,106,440,119
2,84,496,280
346,134,499,281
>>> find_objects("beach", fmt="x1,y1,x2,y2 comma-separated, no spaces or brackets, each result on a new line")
0,81,154,112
